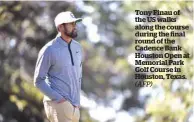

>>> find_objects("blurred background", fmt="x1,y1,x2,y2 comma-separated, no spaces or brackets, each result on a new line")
0,1,193,122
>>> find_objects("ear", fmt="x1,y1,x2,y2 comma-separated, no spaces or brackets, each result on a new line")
58,24,63,32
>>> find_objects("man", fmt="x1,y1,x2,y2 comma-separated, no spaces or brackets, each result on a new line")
34,11,83,122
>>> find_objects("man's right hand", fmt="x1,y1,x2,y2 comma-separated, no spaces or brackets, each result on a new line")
57,98,66,104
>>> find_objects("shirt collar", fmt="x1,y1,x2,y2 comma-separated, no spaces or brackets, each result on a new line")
56,33,75,47
56,36,68,47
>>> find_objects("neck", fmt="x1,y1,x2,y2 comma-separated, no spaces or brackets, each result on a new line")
60,32,72,44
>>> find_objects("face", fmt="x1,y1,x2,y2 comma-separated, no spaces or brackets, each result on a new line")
61,22,77,38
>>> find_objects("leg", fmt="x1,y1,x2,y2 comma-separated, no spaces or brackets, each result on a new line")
44,101,74,122
72,107,80,122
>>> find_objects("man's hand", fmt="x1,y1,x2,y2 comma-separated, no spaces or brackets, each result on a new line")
57,98,66,104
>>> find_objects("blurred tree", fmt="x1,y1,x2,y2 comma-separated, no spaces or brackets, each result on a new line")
0,1,93,122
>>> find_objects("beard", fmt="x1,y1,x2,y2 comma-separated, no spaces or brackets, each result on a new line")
65,29,77,38
63,25,77,38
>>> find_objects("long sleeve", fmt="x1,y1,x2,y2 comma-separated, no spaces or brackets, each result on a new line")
34,47,63,102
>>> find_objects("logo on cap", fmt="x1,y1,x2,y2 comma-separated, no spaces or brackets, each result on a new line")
70,13,75,18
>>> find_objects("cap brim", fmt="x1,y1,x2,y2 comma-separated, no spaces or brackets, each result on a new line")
75,18,82,23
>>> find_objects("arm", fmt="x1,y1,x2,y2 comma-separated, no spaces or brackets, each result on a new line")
34,47,63,102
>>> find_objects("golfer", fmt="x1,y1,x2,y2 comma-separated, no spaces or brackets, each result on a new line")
34,11,83,122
